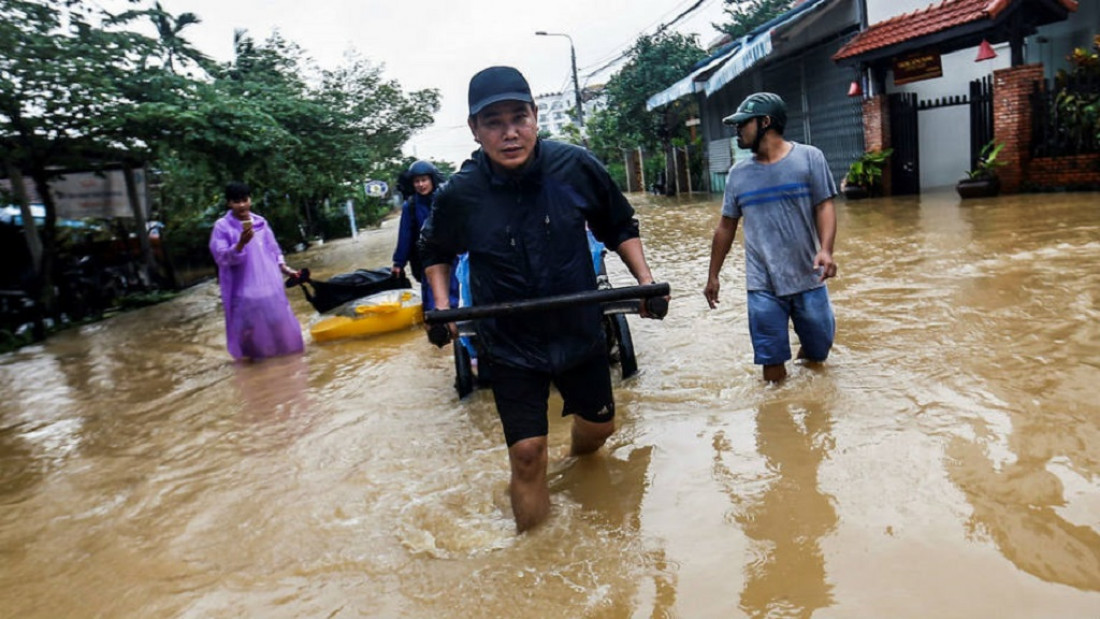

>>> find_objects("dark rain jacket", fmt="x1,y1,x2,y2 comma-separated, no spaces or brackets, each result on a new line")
419,139,639,372
392,192,433,279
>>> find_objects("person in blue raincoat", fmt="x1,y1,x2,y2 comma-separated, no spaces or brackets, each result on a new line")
391,160,460,312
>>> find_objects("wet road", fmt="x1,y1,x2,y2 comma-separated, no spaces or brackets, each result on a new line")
1,189,1098,617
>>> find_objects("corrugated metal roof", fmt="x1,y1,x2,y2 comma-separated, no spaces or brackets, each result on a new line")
646,0,837,110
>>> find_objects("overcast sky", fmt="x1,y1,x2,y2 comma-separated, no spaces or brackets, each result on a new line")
146,0,732,168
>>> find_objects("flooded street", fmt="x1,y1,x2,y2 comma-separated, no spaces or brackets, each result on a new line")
2,189,1099,617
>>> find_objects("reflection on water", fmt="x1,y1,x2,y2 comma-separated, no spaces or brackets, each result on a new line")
0,191,1099,616
947,436,1100,591
724,399,837,618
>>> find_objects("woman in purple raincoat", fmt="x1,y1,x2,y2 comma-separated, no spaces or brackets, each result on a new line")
209,181,304,360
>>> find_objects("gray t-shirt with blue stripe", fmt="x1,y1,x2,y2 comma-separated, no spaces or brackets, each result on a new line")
722,142,837,297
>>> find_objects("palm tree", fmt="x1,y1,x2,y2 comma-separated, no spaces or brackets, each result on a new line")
107,1,210,74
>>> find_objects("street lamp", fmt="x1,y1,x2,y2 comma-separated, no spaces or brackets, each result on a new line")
535,31,584,129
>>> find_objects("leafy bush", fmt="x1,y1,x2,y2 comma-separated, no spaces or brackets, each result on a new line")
965,141,1005,180
1053,34,1100,153
844,148,893,192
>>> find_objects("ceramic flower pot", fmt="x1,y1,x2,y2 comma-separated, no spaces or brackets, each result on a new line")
843,184,870,200
957,177,1000,199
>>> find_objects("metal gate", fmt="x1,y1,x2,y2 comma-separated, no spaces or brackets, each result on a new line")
969,76,994,169
889,92,920,195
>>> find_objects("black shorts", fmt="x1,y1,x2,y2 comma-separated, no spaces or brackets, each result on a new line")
489,353,615,447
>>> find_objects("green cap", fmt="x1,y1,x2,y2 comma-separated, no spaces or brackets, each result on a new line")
722,92,787,128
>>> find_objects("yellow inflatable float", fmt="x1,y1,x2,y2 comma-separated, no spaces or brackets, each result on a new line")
309,289,423,342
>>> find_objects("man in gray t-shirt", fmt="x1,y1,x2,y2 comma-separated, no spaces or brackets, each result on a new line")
704,92,839,382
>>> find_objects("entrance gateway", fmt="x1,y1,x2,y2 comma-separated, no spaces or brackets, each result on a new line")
888,76,993,195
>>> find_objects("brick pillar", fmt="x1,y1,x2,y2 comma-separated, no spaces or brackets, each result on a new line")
862,95,891,193
863,95,889,152
993,64,1043,194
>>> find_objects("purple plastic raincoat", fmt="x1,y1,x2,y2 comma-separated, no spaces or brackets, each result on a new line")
209,211,304,360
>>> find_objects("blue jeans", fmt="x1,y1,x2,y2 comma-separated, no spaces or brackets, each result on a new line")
747,286,835,365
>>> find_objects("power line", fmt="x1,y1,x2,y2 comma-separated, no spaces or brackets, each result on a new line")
578,0,703,72
580,0,722,80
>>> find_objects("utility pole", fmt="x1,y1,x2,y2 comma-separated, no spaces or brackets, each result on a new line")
535,31,584,129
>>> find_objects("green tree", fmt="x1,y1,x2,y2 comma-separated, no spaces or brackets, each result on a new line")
107,1,211,74
2,0,442,327
0,0,165,316
147,30,439,247
716,0,796,39
588,32,703,193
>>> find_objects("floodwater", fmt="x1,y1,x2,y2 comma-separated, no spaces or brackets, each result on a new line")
1,189,1099,618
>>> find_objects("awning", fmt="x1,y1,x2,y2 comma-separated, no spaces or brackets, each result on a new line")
703,0,837,96
703,31,775,96
645,0,856,109
645,44,740,110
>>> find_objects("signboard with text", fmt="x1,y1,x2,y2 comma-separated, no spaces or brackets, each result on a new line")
893,49,943,86
0,168,148,219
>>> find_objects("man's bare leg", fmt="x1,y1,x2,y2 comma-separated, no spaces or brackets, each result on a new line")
508,436,549,532
763,363,787,382
571,417,614,456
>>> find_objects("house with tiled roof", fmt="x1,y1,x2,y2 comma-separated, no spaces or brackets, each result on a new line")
833,0,1089,193
646,0,1093,195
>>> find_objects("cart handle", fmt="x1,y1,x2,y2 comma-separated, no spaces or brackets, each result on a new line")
425,283,669,347
425,283,668,324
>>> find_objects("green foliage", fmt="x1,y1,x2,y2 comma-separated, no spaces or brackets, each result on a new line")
603,159,628,192
118,290,179,310
586,32,704,162
1053,34,1100,153
845,148,893,191
2,0,440,249
583,108,625,163
1,0,442,325
643,156,667,189
557,124,585,146
0,0,171,316
107,1,212,74
965,141,1005,180
717,0,797,39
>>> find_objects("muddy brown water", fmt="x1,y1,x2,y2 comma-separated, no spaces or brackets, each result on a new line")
1,189,1098,617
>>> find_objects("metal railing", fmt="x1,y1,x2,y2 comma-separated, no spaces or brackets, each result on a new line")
1030,75,1100,157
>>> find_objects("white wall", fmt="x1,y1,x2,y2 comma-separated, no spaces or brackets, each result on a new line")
918,105,971,189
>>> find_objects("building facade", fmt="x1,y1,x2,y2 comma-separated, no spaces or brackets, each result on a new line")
534,88,605,137
648,0,1091,194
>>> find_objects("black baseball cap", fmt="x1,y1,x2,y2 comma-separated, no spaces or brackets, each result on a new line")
468,66,534,116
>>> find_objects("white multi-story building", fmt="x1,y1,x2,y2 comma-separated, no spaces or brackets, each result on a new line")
534,87,605,137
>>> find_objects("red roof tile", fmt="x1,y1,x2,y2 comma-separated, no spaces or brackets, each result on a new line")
833,0,1077,61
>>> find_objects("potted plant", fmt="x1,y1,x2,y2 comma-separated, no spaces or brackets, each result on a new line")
842,148,893,199
957,140,1004,199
